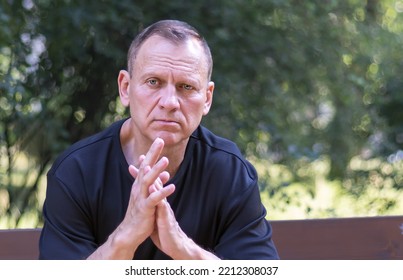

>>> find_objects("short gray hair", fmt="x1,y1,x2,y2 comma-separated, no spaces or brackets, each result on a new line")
127,19,213,80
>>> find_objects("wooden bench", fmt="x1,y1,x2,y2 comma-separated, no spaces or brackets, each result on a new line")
272,215,403,259
0,228,41,260
1,215,402,259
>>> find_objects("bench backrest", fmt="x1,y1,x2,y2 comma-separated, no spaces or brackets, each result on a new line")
0,228,41,260
1,215,402,259
272,215,403,259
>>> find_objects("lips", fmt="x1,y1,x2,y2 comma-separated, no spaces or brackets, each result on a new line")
155,119,179,124
153,119,180,128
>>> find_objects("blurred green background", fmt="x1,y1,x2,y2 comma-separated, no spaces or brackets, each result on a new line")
1,0,402,229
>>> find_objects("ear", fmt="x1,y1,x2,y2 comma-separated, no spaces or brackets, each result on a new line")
118,70,131,107
203,81,214,116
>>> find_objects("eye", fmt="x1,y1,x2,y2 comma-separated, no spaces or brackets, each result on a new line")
146,78,159,87
181,84,194,91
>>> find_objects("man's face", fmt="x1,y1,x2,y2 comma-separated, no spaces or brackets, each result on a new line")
119,35,214,147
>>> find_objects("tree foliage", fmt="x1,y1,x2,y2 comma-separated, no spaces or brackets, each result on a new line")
1,0,402,227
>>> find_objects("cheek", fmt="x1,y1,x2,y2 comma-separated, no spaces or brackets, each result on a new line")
128,96,150,118
129,89,155,111
183,100,206,122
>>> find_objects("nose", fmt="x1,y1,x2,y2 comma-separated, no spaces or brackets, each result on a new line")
158,85,180,111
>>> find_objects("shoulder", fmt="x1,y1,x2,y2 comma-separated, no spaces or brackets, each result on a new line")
189,126,257,183
190,126,242,156
48,119,126,177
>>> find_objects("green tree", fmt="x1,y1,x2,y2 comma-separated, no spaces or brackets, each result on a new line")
1,0,402,228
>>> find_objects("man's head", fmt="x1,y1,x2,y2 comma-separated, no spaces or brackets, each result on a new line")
118,20,215,148
127,19,213,81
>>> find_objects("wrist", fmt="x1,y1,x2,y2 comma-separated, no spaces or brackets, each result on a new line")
172,238,219,260
109,228,139,259
86,227,139,260
94,221,145,259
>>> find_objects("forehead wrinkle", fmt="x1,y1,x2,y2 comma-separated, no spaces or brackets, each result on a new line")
139,54,203,79
133,36,209,80
152,54,201,74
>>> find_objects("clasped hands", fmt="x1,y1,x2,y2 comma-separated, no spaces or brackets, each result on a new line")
92,138,219,260
122,138,198,259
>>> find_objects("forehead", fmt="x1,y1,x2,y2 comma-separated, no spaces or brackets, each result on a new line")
133,35,208,78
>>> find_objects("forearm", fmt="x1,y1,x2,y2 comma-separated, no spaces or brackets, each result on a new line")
87,225,142,260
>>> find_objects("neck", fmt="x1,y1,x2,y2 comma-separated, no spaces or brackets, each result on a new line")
161,142,188,177
120,119,188,178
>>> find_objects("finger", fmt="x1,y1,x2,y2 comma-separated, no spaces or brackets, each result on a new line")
129,164,149,195
130,161,168,199
155,177,163,190
141,138,165,169
147,184,175,206
131,164,152,198
138,154,146,164
156,194,175,214
128,164,139,178
136,157,168,197
159,171,170,185
134,166,169,194
142,157,168,186
149,184,158,194
153,161,170,190
127,154,146,179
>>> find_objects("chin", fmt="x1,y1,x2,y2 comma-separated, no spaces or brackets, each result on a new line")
154,132,177,142
154,132,187,147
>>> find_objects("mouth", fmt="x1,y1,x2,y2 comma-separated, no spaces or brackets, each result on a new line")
155,119,179,124
153,119,180,127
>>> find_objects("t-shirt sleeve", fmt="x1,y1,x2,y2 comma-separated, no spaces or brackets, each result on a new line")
212,165,279,259
39,173,97,260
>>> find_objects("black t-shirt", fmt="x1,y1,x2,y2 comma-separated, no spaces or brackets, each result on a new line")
39,119,279,259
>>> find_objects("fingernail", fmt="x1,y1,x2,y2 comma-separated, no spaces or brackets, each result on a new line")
156,137,164,143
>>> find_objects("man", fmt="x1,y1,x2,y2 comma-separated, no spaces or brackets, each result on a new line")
39,19,279,260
